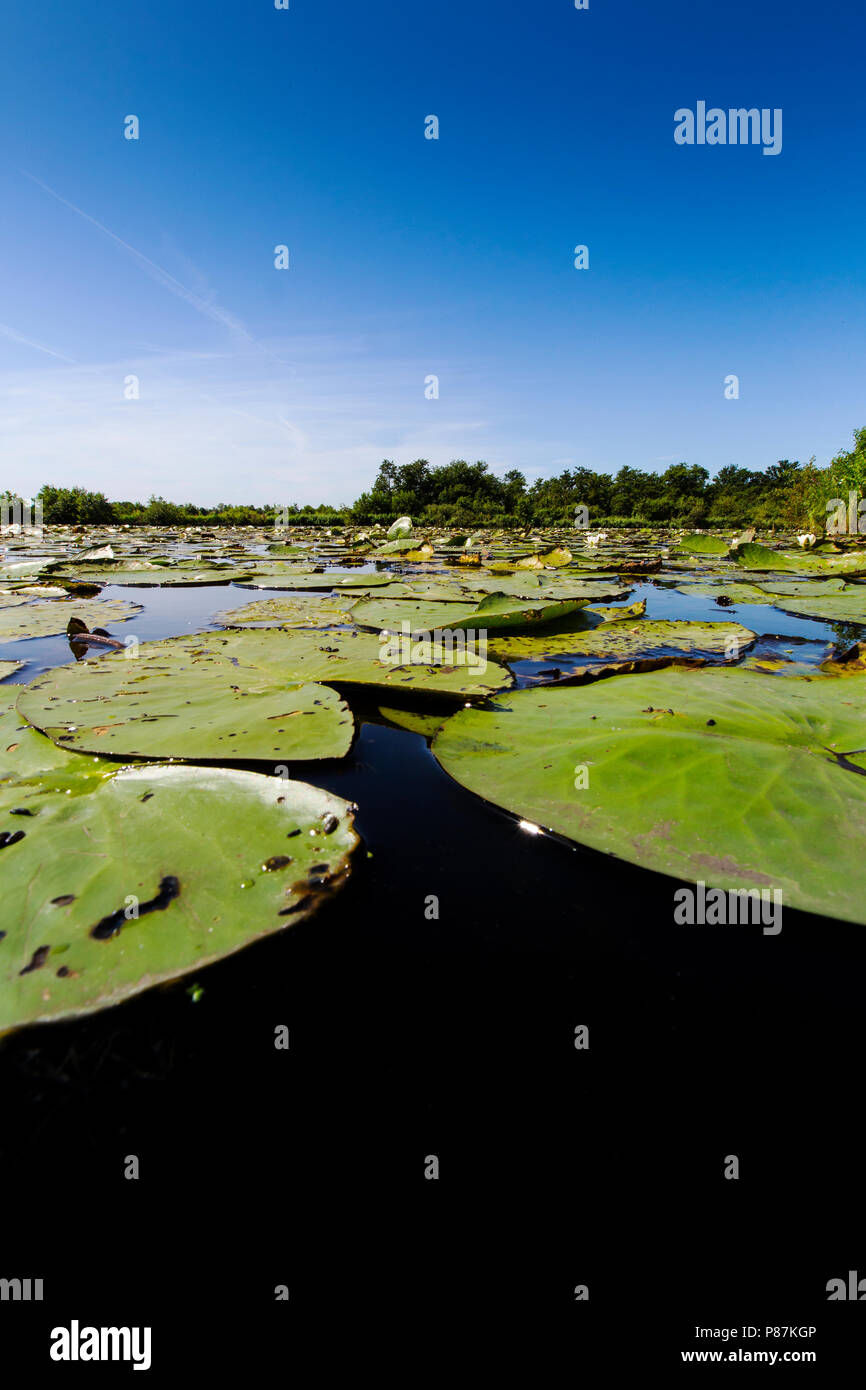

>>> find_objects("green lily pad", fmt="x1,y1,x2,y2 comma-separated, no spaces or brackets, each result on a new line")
678,534,731,555
16,643,354,762
235,569,397,591
487,618,756,665
0,598,142,641
0,661,24,681
764,591,866,625
0,587,65,609
214,593,352,628
347,591,588,636
432,667,866,923
200,629,512,699
49,562,254,586
0,758,359,1031
736,544,866,577
456,574,630,601
755,579,850,597
673,581,779,605
377,706,448,738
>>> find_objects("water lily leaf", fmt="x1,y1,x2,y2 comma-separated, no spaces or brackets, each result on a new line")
235,570,397,590
201,629,512,698
487,618,756,665
456,574,630,601
214,593,352,628
371,539,421,556
764,590,866,625
0,598,142,641
755,578,850,597
678,534,731,555
346,592,587,635
0,561,49,582
0,587,65,609
377,706,447,738
0,661,24,681
16,645,354,761
49,563,254,586
0,761,359,1031
819,642,866,675
432,667,866,923
736,544,866,577
583,599,647,624
538,546,572,567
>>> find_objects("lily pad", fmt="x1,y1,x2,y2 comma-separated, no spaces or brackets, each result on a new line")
487,618,756,665
346,591,588,636
678,534,731,555
736,544,866,577
16,644,355,762
0,660,24,681
0,598,142,641
214,593,352,628
377,706,448,738
201,629,513,699
0,757,359,1031
432,667,866,923
764,590,866,625
235,569,397,591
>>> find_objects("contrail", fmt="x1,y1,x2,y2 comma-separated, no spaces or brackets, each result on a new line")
0,321,78,363
20,168,254,344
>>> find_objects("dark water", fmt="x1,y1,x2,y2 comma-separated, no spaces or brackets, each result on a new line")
1,575,864,1358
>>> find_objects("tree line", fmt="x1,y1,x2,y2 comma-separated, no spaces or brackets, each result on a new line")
4,429,864,530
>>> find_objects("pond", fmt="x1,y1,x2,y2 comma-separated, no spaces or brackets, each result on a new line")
1,529,864,1321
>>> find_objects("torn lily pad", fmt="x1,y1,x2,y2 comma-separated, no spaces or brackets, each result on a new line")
0,759,359,1031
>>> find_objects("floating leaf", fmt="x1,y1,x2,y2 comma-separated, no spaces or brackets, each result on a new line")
487,618,756,665
214,593,352,628
0,598,142,641
17,643,355,762
377,706,447,738
0,758,359,1031
347,591,588,635
678,534,730,555
432,667,866,923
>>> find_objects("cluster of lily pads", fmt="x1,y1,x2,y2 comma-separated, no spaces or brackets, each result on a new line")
2,518,865,1032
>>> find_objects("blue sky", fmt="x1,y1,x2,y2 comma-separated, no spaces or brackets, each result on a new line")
1,0,864,506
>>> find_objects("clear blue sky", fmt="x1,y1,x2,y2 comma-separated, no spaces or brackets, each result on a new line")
1,0,864,506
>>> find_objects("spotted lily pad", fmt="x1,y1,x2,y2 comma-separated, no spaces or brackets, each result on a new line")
432,667,866,923
199,629,512,698
0,754,359,1031
0,598,142,641
487,618,756,665
16,643,354,761
214,593,352,628
0,660,24,681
